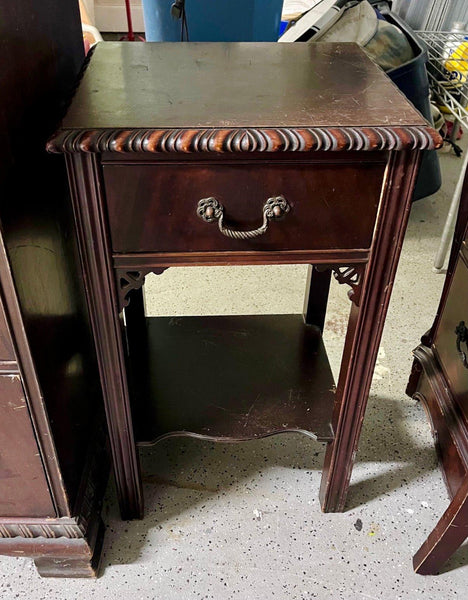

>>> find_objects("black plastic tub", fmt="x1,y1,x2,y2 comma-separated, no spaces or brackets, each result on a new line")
376,3,441,200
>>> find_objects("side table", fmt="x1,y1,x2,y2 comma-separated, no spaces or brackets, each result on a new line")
48,41,441,520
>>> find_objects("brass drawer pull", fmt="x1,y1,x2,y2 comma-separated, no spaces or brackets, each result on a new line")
455,321,468,369
197,196,290,240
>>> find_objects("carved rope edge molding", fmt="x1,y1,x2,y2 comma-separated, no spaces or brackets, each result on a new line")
47,125,442,154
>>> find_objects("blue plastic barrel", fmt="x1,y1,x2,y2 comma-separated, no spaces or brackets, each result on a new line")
142,0,284,42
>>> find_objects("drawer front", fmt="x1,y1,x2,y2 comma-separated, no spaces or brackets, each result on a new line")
433,253,468,424
0,374,55,517
103,161,385,254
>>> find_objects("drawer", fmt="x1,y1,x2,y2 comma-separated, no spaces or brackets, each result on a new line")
103,161,386,254
433,253,468,424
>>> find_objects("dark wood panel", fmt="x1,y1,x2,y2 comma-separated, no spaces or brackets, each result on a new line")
0,375,55,517
415,371,467,499
433,254,468,426
0,303,15,361
113,249,369,269
128,314,335,444
0,0,104,510
0,0,108,577
104,161,385,253
409,345,468,575
101,151,389,163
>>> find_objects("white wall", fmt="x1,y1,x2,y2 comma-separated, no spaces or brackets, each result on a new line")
94,0,145,33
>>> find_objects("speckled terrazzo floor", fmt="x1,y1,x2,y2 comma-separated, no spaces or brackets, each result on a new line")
1,150,468,599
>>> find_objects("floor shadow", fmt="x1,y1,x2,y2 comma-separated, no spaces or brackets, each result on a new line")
99,394,445,571
440,540,468,574
345,393,440,510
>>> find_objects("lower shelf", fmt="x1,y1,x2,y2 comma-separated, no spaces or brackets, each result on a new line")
128,314,336,445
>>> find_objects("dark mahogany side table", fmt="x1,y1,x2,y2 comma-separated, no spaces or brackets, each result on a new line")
48,42,440,521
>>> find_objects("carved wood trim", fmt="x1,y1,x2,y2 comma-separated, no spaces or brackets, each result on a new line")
331,265,366,307
116,268,167,311
47,125,442,155
320,150,422,512
0,519,84,540
112,250,370,269
314,264,365,307
66,153,143,520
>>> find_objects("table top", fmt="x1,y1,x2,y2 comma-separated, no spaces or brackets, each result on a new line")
48,42,441,154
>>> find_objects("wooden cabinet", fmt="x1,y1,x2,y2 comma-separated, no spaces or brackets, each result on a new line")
407,172,468,575
433,255,468,424
0,229,108,576
0,0,107,578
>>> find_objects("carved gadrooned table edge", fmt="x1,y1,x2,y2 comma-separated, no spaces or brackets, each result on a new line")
47,125,442,154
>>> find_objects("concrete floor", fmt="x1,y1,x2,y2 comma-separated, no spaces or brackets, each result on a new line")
1,150,468,598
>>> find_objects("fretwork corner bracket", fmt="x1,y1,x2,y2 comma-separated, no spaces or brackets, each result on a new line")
117,268,167,311
330,265,365,306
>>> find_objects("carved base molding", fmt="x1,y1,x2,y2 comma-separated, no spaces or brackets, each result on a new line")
0,516,105,578
0,518,86,540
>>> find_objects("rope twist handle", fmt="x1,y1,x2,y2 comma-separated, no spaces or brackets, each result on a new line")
197,196,290,239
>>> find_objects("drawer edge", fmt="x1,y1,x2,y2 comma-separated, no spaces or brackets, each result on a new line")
113,248,370,269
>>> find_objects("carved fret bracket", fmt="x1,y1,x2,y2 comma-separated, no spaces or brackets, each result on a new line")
330,265,365,307
116,268,167,311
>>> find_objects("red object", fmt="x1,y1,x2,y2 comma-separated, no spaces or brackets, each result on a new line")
121,0,145,42
445,119,464,140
